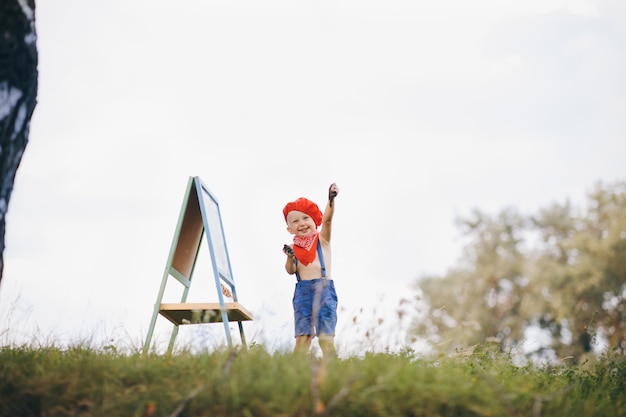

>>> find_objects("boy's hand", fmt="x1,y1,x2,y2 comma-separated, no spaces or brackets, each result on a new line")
283,244,294,257
328,183,339,207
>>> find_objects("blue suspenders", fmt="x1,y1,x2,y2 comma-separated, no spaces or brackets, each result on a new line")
295,239,326,282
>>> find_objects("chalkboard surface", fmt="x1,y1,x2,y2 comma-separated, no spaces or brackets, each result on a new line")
196,178,234,286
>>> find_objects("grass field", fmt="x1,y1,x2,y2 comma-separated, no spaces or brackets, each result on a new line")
1,341,625,417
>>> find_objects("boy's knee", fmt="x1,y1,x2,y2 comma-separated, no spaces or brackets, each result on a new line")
295,335,312,351
318,334,336,358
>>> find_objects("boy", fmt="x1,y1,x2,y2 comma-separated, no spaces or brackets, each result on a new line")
282,183,339,358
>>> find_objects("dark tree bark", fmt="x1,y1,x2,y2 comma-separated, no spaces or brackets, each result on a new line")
0,0,38,283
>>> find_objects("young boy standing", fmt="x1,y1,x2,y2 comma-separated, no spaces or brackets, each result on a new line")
282,183,339,358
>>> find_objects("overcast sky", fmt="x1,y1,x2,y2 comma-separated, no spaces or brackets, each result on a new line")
1,0,625,355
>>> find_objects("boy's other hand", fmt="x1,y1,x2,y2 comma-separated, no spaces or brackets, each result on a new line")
283,244,294,257
328,183,339,206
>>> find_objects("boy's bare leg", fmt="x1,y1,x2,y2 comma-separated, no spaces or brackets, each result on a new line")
311,334,336,414
319,335,336,359
295,335,312,353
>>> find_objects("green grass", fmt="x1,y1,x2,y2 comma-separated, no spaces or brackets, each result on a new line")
1,342,625,417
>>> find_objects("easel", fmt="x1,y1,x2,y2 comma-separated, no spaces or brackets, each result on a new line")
143,176,253,354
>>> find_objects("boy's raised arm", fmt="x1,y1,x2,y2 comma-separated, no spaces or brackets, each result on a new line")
321,183,339,242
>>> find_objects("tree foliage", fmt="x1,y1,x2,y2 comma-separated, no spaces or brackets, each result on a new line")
413,181,626,362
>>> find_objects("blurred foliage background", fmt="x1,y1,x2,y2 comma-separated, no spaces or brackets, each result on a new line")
412,180,626,363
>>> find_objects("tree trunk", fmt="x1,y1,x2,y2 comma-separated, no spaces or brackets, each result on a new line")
0,0,38,283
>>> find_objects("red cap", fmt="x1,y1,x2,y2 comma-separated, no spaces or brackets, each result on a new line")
283,197,323,227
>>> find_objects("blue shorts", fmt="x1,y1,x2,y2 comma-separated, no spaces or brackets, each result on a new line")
293,279,338,338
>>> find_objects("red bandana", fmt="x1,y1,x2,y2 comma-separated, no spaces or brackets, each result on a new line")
293,231,319,266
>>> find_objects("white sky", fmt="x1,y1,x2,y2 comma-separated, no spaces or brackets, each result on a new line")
1,0,625,355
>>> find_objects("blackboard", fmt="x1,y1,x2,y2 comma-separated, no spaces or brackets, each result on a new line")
196,178,233,286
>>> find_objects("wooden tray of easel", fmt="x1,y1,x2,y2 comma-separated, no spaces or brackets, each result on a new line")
159,302,254,325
